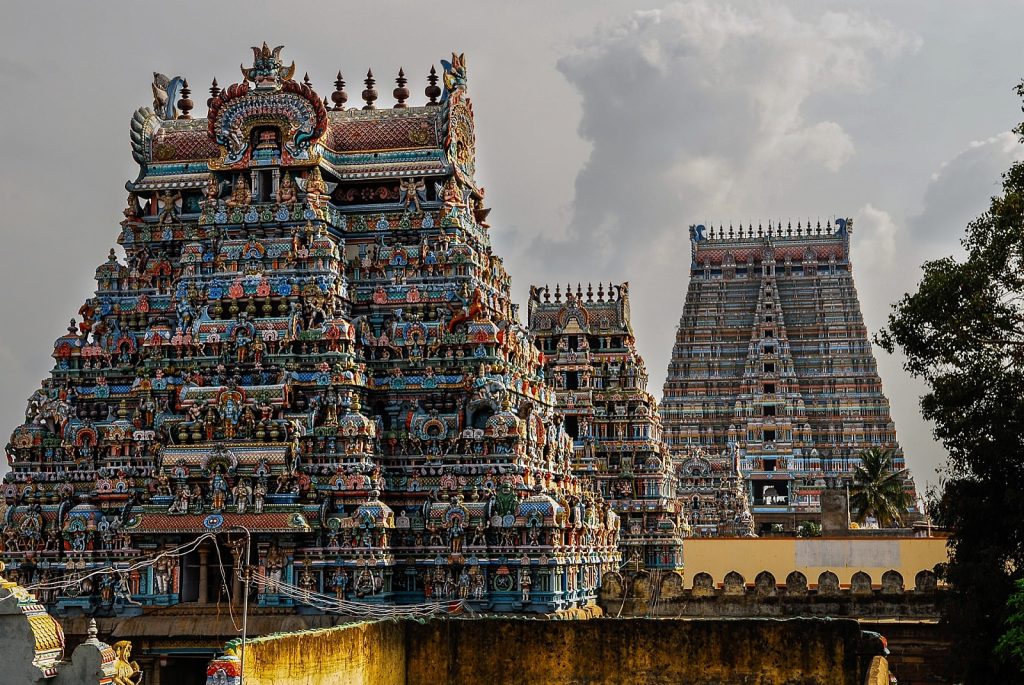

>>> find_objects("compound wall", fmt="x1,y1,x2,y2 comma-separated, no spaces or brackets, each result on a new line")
217,617,880,685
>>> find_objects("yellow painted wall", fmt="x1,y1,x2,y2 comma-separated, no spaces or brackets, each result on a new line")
229,617,870,685
683,537,949,588
240,621,405,685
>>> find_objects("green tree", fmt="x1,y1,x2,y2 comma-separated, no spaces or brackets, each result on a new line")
848,448,911,527
796,521,821,538
876,83,1024,684
998,579,1024,672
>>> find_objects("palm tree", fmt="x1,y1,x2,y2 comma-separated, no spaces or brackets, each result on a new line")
849,448,911,528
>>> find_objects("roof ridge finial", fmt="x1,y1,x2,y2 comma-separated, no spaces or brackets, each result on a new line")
332,71,348,111
425,65,441,106
176,79,193,120
393,67,409,108
362,69,378,110
303,72,312,88
207,78,221,112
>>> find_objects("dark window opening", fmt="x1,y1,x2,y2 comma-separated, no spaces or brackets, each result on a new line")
566,372,579,390
471,407,494,429
764,383,776,394
763,362,776,373
258,170,274,202
763,404,776,417
564,415,579,439
764,429,776,442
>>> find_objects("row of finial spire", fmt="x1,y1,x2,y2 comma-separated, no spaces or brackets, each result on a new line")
536,283,622,304
179,66,444,120
696,220,844,241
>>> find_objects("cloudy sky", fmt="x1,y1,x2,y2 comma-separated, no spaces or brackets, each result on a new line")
1,1,1022,488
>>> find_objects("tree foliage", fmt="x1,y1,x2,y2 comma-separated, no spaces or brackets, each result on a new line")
998,579,1024,672
848,448,911,527
877,82,1024,683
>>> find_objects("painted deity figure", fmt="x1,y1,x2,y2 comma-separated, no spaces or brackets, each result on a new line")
519,567,532,603
447,517,465,553
399,177,426,211
277,173,298,204
226,175,252,209
168,485,190,514
157,189,182,224
252,480,266,514
190,484,205,514
470,570,486,600
210,467,228,511
233,479,252,514
331,567,349,599
264,545,286,588
203,173,221,207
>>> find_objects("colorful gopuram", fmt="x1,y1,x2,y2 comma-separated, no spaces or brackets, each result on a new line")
527,283,686,567
0,45,621,619
660,221,917,533
674,446,755,538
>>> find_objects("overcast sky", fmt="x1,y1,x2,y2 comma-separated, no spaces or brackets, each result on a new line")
1,1,1022,488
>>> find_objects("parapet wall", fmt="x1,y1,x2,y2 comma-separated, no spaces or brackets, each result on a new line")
207,617,883,685
683,537,948,588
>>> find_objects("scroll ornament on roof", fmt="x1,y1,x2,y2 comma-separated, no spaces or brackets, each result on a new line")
441,53,478,191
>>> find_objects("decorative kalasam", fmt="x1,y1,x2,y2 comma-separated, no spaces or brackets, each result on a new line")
0,45,621,616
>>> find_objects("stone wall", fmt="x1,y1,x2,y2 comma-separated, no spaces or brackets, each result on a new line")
599,568,943,619
206,617,884,685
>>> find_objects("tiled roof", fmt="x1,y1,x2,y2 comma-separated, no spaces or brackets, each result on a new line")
128,511,310,533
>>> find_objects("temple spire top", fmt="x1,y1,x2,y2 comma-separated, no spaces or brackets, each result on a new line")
176,79,193,119
425,65,441,106
393,67,409,108
332,71,348,110
207,78,220,111
362,69,377,110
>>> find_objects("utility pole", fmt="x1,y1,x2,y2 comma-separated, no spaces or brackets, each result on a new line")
230,525,252,684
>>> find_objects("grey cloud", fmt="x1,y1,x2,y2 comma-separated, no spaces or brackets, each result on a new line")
534,1,918,272
906,132,1024,258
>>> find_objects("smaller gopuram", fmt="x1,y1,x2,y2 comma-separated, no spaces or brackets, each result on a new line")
674,446,755,537
660,220,918,533
528,283,684,568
